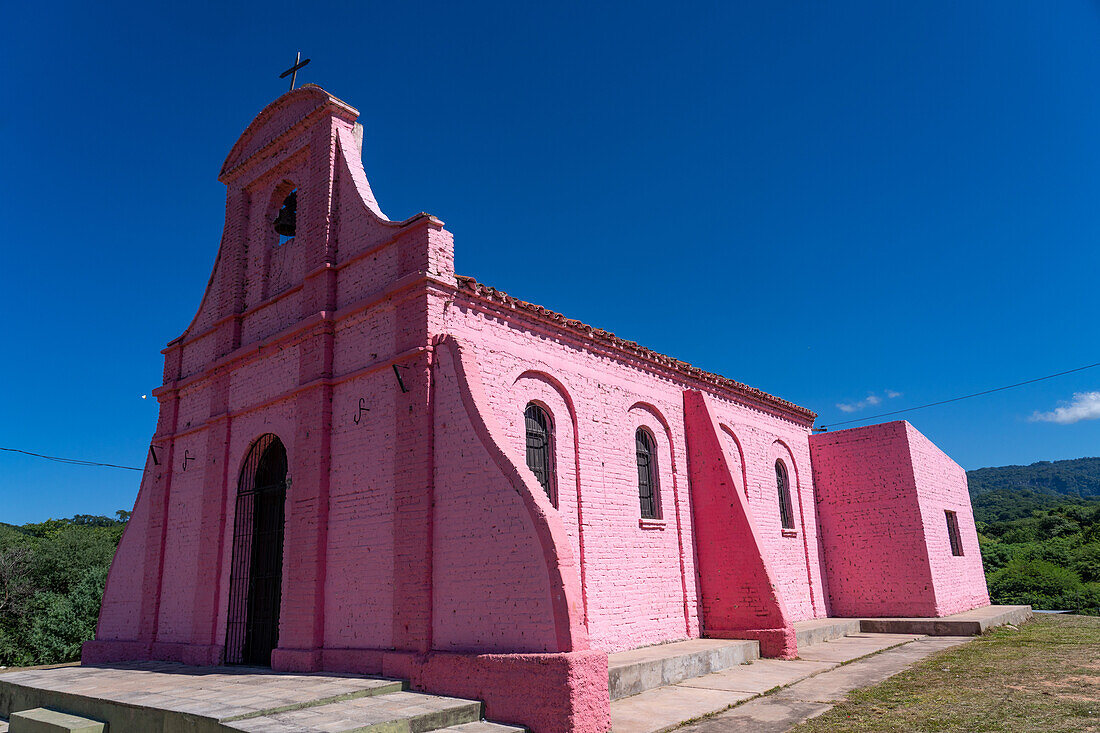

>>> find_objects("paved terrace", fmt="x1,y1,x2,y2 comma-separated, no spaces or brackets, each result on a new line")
610,605,1031,732
612,632,974,732
0,606,1029,732
0,663,519,732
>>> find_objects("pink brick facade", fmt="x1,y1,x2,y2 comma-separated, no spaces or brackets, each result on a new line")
809,422,990,618
84,87,989,732
440,282,829,655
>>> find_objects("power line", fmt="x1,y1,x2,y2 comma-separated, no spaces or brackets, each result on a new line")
0,447,142,471
7,360,1100,463
819,360,1100,430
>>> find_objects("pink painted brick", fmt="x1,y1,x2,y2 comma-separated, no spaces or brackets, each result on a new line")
85,86,989,733
809,421,989,617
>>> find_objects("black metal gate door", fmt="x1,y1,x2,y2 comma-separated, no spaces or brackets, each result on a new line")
225,435,287,666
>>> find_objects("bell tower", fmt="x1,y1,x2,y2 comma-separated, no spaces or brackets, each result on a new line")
180,84,390,358
89,83,457,671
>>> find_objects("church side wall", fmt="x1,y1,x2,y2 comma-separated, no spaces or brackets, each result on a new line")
904,423,990,615
429,338,564,653
684,391,797,657
444,297,824,653
446,306,694,653
711,404,827,621
809,422,940,617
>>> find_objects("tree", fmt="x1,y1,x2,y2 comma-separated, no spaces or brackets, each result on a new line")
0,511,128,667
988,558,1099,612
28,565,108,663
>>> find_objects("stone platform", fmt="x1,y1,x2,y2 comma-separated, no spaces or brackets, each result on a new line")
857,604,1032,636
610,632,958,732
0,663,521,733
608,639,760,701
793,605,1032,644
608,605,1032,732
792,618,861,647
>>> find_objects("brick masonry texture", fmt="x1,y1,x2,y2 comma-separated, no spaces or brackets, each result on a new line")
83,86,989,732
809,422,990,618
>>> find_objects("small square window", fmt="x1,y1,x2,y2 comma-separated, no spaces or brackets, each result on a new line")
945,510,963,556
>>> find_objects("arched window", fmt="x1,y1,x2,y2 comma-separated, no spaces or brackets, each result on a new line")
775,459,795,530
636,428,660,519
524,403,556,504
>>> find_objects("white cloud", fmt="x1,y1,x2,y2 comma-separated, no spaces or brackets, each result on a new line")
1029,391,1100,425
836,390,901,413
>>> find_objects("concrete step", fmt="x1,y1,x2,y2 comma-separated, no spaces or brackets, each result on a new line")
0,662,512,733
224,689,484,732
0,663,405,727
793,618,861,648
610,632,938,733
8,708,103,733
645,635,974,733
607,639,760,701
858,604,1032,636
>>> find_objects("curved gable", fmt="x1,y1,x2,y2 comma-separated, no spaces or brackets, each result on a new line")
219,85,358,183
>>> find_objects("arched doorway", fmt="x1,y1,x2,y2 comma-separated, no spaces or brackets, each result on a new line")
225,434,287,665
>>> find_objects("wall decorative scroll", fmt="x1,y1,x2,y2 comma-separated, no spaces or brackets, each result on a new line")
353,397,369,424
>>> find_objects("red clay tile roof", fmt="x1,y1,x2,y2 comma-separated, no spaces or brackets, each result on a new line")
454,275,817,424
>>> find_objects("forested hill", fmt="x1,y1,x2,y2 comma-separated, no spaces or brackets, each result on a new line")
964,459,1100,615
967,457,1100,499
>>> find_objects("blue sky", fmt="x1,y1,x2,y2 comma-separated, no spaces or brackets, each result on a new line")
4,1,1100,523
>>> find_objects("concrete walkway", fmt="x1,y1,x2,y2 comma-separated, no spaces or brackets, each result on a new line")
671,635,972,732
611,633,972,733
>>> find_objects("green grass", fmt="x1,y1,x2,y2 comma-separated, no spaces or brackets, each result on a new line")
790,614,1100,733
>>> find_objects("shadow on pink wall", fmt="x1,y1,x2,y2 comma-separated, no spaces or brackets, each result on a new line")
401,335,608,732
683,390,797,658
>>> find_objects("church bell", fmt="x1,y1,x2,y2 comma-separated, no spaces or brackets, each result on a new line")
273,190,297,237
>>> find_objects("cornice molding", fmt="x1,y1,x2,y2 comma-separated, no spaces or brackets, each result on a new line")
454,275,817,425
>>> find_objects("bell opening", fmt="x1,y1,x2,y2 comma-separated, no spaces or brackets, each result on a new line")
273,189,297,243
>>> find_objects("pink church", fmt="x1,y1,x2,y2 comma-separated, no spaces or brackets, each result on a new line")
84,86,990,732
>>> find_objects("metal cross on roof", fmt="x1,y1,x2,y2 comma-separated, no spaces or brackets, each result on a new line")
280,51,311,91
